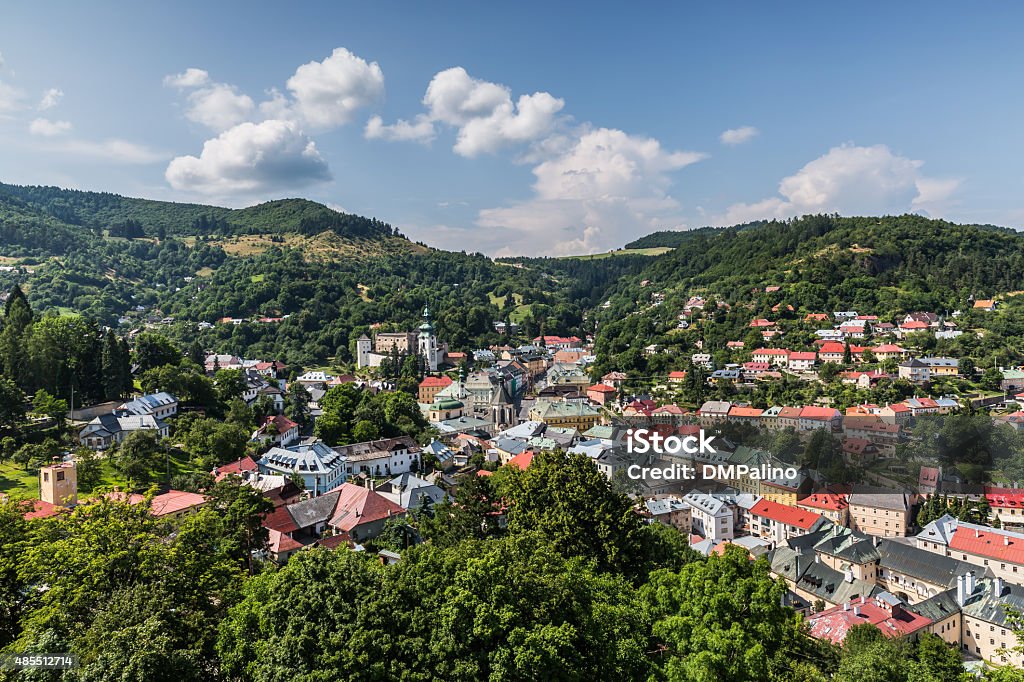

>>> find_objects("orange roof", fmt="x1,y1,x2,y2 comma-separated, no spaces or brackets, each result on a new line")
587,383,617,393
974,299,995,308
21,499,65,520
750,498,823,529
327,483,406,531
872,344,905,353
728,406,763,418
950,525,1024,564
507,451,535,470
476,469,495,477
268,528,303,554
753,348,790,356
799,493,848,511
800,406,839,420
667,371,688,379
214,455,259,482
419,375,454,388
778,406,802,418
151,490,207,516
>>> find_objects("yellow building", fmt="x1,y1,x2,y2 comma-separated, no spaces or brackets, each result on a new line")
528,400,601,432
40,461,77,506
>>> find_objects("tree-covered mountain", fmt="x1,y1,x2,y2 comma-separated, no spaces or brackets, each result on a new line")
0,183,633,365
622,221,765,249
592,214,1024,376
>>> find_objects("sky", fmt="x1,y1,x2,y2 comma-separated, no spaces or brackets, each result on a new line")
1,1,1023,256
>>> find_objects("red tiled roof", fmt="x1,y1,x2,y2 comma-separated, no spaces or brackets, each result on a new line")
215,455,258,482
151,490,207,516
807,598,932,644
798,493,848,511
264,505,300,534
476,469,495,477
788,352,817,361
753,348,790,356
750,498,823,529
950,525,1024,564
22,499,64,520
587,383,617,393
653,404,686,415
507,451,535,470
900,321,929,329
778,406,802,419
872,344,905,353
667,371,688,379
268,528,303,554
984,486,1024,509
749,319,775,327
800,406,839,420
262,414,298,433
729,406,763,418
419,376,454,388
327,483,406,531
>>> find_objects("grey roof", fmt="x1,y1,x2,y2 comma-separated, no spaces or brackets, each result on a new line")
119,391,177,415
260,441,345,475
848,485,910,511
286,490,341,530
913,587,961,623
962,578,1024,627
877,539,981,589
917,514,958,546
794,558,879,604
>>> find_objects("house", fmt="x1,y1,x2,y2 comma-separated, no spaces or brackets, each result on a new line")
534,335,582,350
840,369,888,388
418,375,454,403
258,441,347,496
752,348,790,366
528,400,601,432
748,498,828,546
1001,369,1024,394
375,472,448,509
667,370,688,384
117,392,178,419
916,515,1024,586
727,405,763,424
601,371,628,388
898,358,931,383
842,437,881,463
697,400,731,425
150,490,208,519
984,486,1024,530
334,436,422,479
709,369,741,384
806,593,933,645
251,414,300,448
213,455,259,482
645,497,692,534
691,353,713,369
896,320,930,338
959,575,1024,666
973,299,997,312
848,486,911,537
683,491,734,542
79,412,169,449
872,344,908,361
843,415,901,455
798,493,850,527
586,383,617,405
920,357,959,377
279,483,406,544
798,406,842,432
787,351,817,371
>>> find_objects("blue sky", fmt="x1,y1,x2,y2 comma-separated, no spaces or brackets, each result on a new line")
1,2,1022,255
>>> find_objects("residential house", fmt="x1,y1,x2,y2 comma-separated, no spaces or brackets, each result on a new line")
334,436,422,479
798,406,842,433
973,299,997,312
916,515,1024,586
848,486,912,537
788,351,817,371
748,498,828,546
898,358,931,383
251,414,300,448
752,348,790,367
118,392,178,419
683,491,734,542
258,441,347,496
798,492,850,527
697,400,731,425
645,497,692,534
418,375,454,403
528,400,601,431
79,412,169,449
586,383,617,405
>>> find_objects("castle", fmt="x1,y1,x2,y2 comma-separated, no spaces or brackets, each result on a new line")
357,307,446,371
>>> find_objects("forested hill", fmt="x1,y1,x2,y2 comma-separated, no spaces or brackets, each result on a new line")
622,221,764,249
0,182,626,366
0,183,397,240
591,214,1024,375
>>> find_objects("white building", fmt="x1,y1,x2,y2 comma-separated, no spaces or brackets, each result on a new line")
257,441,347,496
683,490,734,542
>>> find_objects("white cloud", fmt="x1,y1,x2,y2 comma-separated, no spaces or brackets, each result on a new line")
165,119,330,195
163,68,210,88
720,125,758,145
477,128,706,255
51,138,165,164
0,79,25,114
285,47,384,130
716,143,960,225
164,68,254,131
369,66,565,157
365,114,435,143
29,117,71,136
38,88,63,111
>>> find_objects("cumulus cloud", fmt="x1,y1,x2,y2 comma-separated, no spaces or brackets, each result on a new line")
720,125,758,145
164,68,254,131
716,143,960,225
38,88,63,111
477,128,706,256
29,117,71,136
164,68,210,88
364,114,435,143
165,119,330,195
285,47,384,129
368,66,565,157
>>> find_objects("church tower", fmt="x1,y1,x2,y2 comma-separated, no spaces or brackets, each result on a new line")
490,374,517,431
356,334,372,368
418,306,439,371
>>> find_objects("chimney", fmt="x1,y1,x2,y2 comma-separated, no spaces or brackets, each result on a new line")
853,605,861,616
844,568,854,584
1005,535,1010,546
966,571,976,596
873,535,879,547
994,577,1004,598
843,602,850,611
957,575,966,606
975,528,981,538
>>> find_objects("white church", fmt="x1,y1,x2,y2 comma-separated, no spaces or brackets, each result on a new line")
357,307,445,371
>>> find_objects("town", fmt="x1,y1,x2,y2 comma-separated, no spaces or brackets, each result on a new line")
5,279,1024,678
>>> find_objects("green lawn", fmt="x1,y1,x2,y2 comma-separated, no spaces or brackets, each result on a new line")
561,247,673,260
251,274,266,283
509,303,534,324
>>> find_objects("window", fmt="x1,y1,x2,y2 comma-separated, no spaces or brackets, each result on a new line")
56,471,65,482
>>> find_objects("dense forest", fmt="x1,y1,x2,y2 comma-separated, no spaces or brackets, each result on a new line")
591,214,1024,377
622,221,764,249
0,184,641,365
